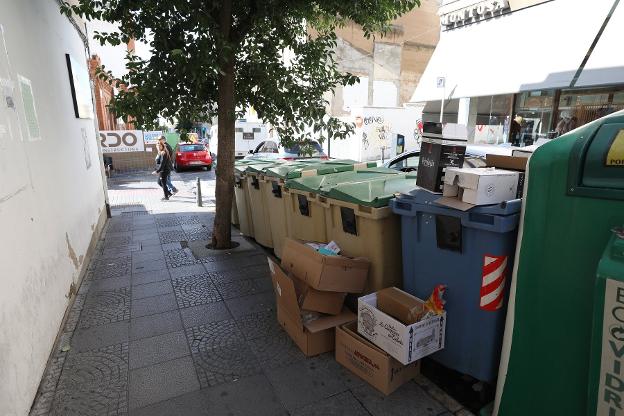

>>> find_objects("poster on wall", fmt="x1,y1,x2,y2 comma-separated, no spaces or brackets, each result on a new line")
143,130,163,145
100,130,145,153
0,24,30,203
65,54,94,119
17,74,41,141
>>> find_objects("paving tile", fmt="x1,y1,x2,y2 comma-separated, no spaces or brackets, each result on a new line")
172,274,222,308
248,332,306,371
168,264,206,279
179,302,232,328
351,381,446,416
159,230,187,244
225,292,275,318
207,264,270,283
132,374,288,416
165,248,202,268
203,253,268,273
132,293,178,318
50,343,128,415
161,242,183,251
414,374,465,413
80,287,131,329
235,309,282,341
71,320,130,352
265,353,364,412
129,331,190,369
190,342,262,388
132,258,167,274
89,274,131,291
132,269,171,286
132,280,173,300
130,310,183,340
131,250,164,264
253,277,274,293
185,320,244,353
215,278,265,299
291,391,370,416
129,356,200,409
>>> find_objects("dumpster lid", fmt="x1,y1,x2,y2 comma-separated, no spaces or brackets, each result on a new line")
322,174,415,208
264,159,367,179
398,187,522,215
285,167,402,193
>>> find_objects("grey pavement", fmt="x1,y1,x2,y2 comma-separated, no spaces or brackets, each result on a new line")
29,169,472,416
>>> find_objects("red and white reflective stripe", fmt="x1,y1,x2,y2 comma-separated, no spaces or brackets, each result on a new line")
480,255,508,311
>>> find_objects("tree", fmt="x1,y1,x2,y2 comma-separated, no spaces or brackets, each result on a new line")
62,0,420,249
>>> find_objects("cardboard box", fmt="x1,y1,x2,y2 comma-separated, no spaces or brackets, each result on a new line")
437,167,519,210
358,292,445,365
291,276,346,315
335,322,420,395
486,154,527,199
269,258,355,356
281,238,370,293
416,122,467,193
377,287,425,325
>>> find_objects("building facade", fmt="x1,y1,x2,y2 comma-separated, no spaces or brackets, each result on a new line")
327,0,441,116
410,0,624,145
0,1,109,414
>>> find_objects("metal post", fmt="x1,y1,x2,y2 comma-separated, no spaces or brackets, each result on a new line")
196,177,202,207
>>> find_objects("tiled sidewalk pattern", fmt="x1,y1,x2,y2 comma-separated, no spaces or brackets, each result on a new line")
29,171,471,416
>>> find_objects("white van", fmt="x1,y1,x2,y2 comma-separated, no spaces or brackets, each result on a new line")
210,121,268,158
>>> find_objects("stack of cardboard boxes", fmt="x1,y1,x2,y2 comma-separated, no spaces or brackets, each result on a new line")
268,239,447,395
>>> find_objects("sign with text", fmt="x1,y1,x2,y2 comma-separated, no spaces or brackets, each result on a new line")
100,130,145,153
143,130,163,145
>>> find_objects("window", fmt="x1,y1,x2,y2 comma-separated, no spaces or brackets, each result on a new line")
257,141,279,153
252,127,261,133
389,153,420,172
472,95,513,145
284,141,324,157
179,144,206,152
555,87,624,137
235,128,244,133
513,90,556,146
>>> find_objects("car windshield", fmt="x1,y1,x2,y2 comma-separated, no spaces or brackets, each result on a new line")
284,141,324,157
179,144,205,152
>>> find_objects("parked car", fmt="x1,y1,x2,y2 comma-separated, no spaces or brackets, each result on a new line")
174,143,213,172
383,144,515,172
244,140,328,161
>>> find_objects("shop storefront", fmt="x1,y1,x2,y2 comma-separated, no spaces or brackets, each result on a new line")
411,0,624,145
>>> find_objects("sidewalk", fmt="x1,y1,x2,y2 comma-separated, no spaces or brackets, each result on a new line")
30,170,472,416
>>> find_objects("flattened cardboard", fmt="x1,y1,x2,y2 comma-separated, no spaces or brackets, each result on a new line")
270,257,355,356
377,287,425,325
358,292,446,365
336,322,420,395
281,239,370,293
485,154,528,171
285,260,346,315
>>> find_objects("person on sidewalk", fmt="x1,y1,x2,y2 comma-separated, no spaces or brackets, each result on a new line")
158,136,178,194
153,142,173,200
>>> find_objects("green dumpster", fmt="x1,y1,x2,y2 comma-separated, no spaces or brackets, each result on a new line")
320,173,416,292
262,160,375,258
493,111,624,416
285,167,400,244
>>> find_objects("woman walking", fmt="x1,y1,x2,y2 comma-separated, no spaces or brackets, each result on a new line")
153,142,173,200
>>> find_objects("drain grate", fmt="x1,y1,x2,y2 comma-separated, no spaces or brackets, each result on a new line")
120,210,149,217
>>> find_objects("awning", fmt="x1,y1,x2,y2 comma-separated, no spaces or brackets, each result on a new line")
410,0,619,103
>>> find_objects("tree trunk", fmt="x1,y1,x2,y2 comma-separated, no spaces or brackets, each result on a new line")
212,0,235,249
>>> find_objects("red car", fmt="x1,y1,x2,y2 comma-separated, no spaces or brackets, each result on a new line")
174,143,213,172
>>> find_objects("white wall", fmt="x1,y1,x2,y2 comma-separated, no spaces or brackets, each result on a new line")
0,1,107,415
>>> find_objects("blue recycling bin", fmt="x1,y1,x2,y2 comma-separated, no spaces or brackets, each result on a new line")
390,189,521,382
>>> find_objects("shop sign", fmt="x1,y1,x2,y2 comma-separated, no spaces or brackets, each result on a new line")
441,0,510,29
100,130,145,153
597,279,624,416
143,130,163,145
